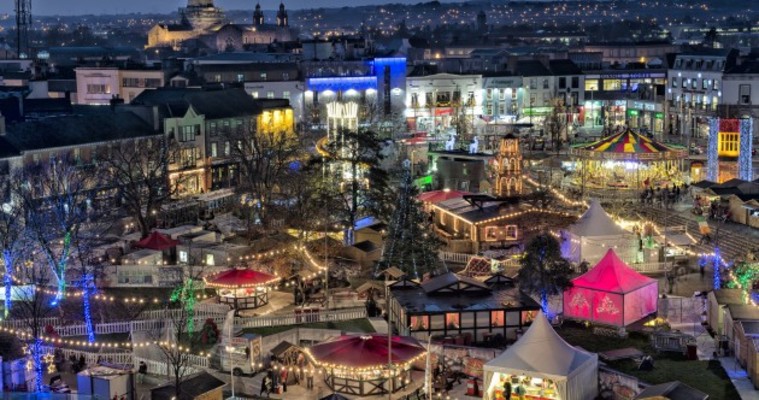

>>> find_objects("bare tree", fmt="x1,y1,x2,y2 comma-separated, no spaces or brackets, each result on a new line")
15,156,105,341
0,175,26,318
225,114,302,233
149,277,205,398
8,260,58,392
544,98,567,154
99,136,178,239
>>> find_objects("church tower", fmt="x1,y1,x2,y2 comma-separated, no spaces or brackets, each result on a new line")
276,2,288,27
495,134,523,197
253,2,264,25
181,0,224,31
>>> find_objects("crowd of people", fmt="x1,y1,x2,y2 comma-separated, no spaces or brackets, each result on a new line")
639,184,687,209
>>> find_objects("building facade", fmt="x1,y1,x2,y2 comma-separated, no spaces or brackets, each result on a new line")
75,67,167,105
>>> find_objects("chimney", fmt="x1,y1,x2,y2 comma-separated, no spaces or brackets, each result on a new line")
0,112,6,136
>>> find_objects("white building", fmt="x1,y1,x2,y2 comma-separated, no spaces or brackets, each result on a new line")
75,66,166,105
666,49,738,138
405,72,483,137
721,61,759,122
244,80,305,123
481,76,524,124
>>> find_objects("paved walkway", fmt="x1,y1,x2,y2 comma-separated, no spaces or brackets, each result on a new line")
719,357,759,400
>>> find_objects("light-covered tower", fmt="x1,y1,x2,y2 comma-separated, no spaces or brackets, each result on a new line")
495,133,523,197
182,0,224,31
276,2,288,27
253,2,264,26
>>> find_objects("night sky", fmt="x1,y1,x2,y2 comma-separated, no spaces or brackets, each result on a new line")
0,0,466,15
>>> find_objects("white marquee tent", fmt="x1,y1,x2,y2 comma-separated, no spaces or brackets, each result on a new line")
483,312,598,400
562,199,636,265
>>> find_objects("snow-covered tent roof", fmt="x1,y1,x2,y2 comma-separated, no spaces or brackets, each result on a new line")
485,312,595,380
568,199,628,237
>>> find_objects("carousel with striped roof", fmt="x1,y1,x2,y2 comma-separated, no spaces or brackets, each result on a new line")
568,128,688,192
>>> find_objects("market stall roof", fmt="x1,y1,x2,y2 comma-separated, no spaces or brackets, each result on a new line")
570,129,686,160
134,231,178,251
485,311,595,379
418,189,471,204
306,334,425,370
572,250,657,294
568,199,628,237
634,380,708,400
204,268,279,288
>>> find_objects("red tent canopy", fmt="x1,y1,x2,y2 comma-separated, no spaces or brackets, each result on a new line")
572,250,656,294
204,268,279,288
306,335,426,370
417,190,471,204
134,231,178,251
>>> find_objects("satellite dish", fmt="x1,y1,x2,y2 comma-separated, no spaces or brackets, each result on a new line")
2,203,12,214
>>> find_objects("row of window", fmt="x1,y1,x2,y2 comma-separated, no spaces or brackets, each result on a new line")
671,77,720,91
250,91,290,99
214,72,291,83
674,58,725,71
122,77,162,88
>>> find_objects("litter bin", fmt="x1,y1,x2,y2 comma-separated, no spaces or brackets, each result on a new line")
686,341,698,360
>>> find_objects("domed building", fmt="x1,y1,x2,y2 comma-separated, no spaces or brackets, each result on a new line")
147,0,296,52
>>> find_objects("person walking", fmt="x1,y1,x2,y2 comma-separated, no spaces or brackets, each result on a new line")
503,380,512,400
260,373,271,398
137,361,147,384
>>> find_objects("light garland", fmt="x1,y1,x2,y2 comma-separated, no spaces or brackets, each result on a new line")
303,347,427,374
707,118,719,182
738,118,753,181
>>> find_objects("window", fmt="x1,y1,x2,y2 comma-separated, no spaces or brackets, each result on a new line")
713,79,719,90
282,72,290,80
542,79,549,89
205,254,215,266
466,91,475,106
491,310,505,327
224,141,230,156
86,84,110,94
267,91,275,99
260,72,267,81
237,74,244,83
411,93,419,108
671,78,677,88
282,91,290,99
529,79,536,90
210,142,218,157
558,77,566,89
425,92,433,106
179,125,196,142
603,80,622,91
209,121,217,136
486,88,493,99
213,74,221,83
145,78,162,88
122,78,140,88
739,84,751,105
702,79,708,90
585,80,598,91
571,76,579,89
251,91,259,99
691,79,698,89
179,251,188,263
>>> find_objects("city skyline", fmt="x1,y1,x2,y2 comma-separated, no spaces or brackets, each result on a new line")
0,0,472,16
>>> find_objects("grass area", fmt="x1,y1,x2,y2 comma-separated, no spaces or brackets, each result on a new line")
557,323,740,400
240,318,375,336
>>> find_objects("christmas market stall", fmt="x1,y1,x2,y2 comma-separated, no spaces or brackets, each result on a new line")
563,250,658,328
387,272,540,343
569,129,687,191
561,199,636,265
304,334,426,396
484,312,598,400
204,267,280,310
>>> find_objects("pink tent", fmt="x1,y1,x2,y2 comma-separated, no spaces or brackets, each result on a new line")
563,249,658,327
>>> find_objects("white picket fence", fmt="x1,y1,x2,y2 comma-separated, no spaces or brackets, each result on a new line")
40,346,133,367
133,356,203,378
438,251,474,264
1,317,61,331
234,307,367,329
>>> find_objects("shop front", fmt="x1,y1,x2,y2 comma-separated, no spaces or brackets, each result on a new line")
626,101,664,136
487,373,561,400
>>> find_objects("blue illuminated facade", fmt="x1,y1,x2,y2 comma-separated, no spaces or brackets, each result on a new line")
707,118,719,182
738,118,753,181
306,76,378,93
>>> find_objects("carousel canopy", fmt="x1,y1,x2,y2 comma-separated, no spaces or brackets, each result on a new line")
570,129,686,161
573,250,656,294
134,231,178,251
306,334,426,370
569,199,628,237
418,189,471,204
204,268,279,288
